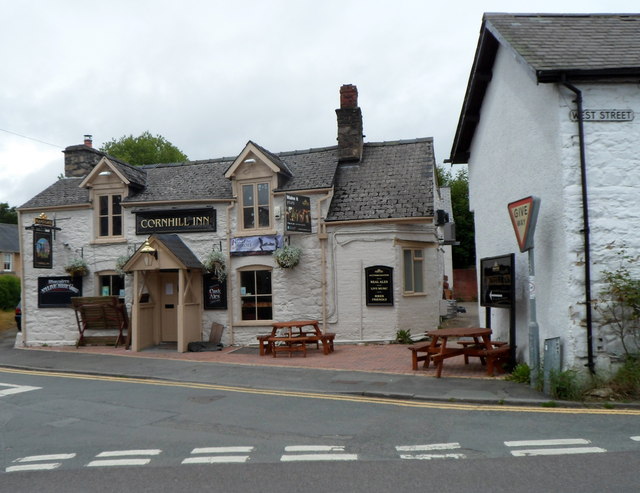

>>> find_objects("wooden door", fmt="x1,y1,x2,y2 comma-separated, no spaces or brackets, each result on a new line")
160,272,178,342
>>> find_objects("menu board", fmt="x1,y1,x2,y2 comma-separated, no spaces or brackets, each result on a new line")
365,266,393,306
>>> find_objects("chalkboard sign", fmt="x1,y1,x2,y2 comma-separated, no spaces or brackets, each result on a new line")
480,254,515,308
38,276,83,307
365,266,393,306
203,273,227,310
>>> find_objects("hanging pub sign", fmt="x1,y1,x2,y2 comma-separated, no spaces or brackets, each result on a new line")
38,276,83,308
365,265,394,306
203,273,227,310
480,254,515,309
286,193,312,233
230,235,283,256
33,229,53,269
135,208,216,234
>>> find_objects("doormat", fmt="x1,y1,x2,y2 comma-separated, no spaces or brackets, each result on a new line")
228,346,259,355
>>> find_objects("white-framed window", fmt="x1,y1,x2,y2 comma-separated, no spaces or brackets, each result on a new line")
3,253,12,271
240,268,272,320
97,194,123,238
403,248,424,294
241,182,271,231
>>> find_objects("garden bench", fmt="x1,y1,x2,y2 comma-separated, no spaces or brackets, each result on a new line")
71,296,128,348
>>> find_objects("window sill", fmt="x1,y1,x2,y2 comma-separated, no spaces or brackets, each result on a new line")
91,238,127,245
402,292,427,297
233,229,277,238
233,320,274,327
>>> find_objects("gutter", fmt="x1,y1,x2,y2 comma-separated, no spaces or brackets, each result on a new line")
562,80,596,375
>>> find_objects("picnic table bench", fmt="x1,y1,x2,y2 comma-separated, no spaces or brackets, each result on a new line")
71,296,128,348
256,320,335,357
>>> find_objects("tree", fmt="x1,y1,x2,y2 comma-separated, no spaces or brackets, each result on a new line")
100,131,188,166
0,203,17,224
437,166,475,268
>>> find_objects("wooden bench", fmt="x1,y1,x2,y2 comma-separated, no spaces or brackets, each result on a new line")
257,334,272,356
457,340,507,365
71,296,128,348
408,341,441,370
270,336,307,358
461,344,511,376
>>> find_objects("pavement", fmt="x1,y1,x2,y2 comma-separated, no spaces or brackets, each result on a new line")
0,303,559,407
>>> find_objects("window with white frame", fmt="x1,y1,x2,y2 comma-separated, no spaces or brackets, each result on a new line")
240,268,272,320
3,253,12,271
97,194,123,238
403,248,424,294
241,182,270,231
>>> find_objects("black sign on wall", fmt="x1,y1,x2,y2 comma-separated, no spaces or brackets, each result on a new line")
136,208,216,234
480,254,515,308
38,276,83,308
33,229,53,269
203,273,227,310
365,265,394,306
285,194,312,233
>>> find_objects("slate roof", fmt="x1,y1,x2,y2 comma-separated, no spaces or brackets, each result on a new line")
153,234,203,269
449,13,640,164
20,140,435,222
0,223,19,253
326,139,435,222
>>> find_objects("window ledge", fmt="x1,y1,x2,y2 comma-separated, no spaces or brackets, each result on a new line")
233,320,274,327
233,229,277,238
402,292,427,298
90,238,127,245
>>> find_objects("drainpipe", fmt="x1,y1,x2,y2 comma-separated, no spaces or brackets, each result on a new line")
317,190,333,332
226,200,236,345
563,80,596,374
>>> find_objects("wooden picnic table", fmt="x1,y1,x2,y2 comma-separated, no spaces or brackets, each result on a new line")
425,327,493,378
257,320,335,357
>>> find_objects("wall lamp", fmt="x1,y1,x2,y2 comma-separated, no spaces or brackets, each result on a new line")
140,240,157,266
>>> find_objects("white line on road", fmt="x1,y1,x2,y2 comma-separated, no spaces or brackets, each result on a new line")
505,438,591,447
284,445,345,452
399,453,466,460
6,453,76,473
95,449,162,457
6,463,61,472
191,447,254,454
182,456,250,464
0,383,42,397
396,443,461,452
87,458,151,467
510,447,606,457
631,436,640,441
281,453,358,462
15,453,76,462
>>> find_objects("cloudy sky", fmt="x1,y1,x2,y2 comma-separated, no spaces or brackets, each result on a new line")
1,0,637,207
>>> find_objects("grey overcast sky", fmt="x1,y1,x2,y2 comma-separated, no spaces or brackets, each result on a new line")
1,0,637,207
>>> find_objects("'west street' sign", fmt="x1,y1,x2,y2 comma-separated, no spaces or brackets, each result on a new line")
570,109,634,122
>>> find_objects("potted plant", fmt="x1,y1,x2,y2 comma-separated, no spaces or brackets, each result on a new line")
64,257,89,277
273,245,302,269
203,250,227,280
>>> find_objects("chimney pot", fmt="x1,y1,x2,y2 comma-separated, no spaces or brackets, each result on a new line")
340,84,358,109
83,134,93,148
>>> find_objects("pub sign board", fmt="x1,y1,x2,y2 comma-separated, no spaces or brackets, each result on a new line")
203,273,227,310
136,208,216,235
286,194,312,233
480,254,515,309
38,276,83,308
33,228,53,269
365,265,394,306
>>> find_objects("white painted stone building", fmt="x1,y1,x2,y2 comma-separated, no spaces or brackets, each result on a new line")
449,14,640,374
18,85,450,351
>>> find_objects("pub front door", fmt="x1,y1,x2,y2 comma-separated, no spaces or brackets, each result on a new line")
160,272,178,342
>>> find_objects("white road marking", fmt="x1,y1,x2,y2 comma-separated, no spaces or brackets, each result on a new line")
399,453,466,460
6,463,61,472
0,383,42,397
396,443,461,452
182,456,250,464
510,447,606,457
505,438,591,447
281,453,358,462
87,458,151,467
6,453,76,473
15,453,76,462
191,446,254,454
95,449,161,457
284,445,345,452
631,436,640,441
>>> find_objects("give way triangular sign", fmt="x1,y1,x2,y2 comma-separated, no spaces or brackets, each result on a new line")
507,196,541,252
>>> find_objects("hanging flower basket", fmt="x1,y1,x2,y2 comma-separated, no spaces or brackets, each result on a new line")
203,250,227,281
273,245,302,269
115,255,131,276
64,257,89,277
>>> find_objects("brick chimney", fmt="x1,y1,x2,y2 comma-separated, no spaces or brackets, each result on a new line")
63,135,105,177
336,84,363,162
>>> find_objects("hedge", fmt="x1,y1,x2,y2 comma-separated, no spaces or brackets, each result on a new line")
0,275,20,310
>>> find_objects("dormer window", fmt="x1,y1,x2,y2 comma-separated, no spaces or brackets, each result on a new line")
241,182,270,230
98,194,123,237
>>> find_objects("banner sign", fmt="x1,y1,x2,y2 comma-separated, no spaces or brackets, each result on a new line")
507,196,541,253
365,265,394,306
286,194,312,233
38,276,83,308
480,254,515,308
230,235,283,256
203,273,227,310
33,229,53,269
135,208,216,234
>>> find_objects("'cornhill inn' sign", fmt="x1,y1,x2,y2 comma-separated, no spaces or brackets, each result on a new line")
136,208,216,234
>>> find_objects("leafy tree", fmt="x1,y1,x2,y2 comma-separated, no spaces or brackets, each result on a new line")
0,203,17,224
100,131,188,166
437,166,475,268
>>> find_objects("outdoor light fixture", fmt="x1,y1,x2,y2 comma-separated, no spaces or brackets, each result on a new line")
140,240,157,266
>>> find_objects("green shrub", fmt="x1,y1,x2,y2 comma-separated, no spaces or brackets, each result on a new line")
0,275,20,310
395,329,413,344
505,363,531,384
609,355,640,399
549,369,582,401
